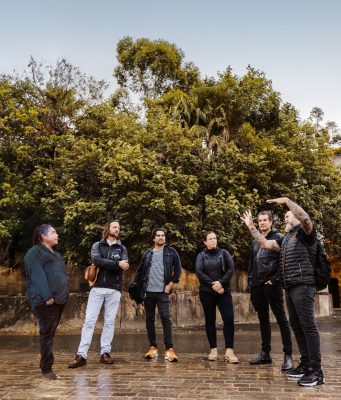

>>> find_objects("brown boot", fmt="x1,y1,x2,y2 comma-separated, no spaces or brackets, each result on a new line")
100,353,113,364
68,355,87,368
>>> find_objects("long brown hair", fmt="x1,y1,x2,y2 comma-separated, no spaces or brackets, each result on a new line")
102,219,120,240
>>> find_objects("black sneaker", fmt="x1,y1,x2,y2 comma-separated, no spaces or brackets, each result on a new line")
286,363,306,378
249,351,272,365
298,369,324,387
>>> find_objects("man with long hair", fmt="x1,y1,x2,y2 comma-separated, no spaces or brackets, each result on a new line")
68,219,129,368
24,224,69,380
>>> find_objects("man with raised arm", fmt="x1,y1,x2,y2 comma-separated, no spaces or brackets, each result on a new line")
244,210,293,371
242,198,324,387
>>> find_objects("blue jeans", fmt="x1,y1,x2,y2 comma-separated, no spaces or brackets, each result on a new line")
286,284,321,370
35,303,65,373
77,287,121,358
199,290,235,348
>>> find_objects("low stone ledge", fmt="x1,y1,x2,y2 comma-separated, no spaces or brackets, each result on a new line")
0,290,333,333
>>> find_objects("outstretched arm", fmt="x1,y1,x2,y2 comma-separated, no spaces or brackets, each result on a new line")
267,197,313,235
241,210,281,252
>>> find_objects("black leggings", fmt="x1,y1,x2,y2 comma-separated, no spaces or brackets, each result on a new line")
199,290,235,349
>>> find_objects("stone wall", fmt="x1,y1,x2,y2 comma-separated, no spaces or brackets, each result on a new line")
0,290,333,333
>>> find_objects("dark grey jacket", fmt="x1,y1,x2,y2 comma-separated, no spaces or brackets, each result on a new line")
279,225,317,289
91,239,128,291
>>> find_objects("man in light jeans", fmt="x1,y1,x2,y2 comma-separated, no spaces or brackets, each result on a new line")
68,220,129,368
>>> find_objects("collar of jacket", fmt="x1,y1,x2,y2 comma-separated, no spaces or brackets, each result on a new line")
265,229,280,239
99,238,122,246
203,247,221,255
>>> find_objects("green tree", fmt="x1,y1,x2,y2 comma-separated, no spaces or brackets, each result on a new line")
114,37,200,99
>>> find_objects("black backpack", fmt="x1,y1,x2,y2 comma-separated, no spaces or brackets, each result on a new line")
314,240,331,292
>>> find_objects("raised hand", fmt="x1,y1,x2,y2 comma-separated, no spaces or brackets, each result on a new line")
241,210,255,229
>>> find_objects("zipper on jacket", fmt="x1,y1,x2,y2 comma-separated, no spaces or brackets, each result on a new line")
282,237,289,289
299,262,303,279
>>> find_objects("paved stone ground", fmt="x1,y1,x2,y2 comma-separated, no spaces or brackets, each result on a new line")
0,315,340,400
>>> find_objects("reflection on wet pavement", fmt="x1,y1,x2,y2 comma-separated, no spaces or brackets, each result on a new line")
0,315,340,399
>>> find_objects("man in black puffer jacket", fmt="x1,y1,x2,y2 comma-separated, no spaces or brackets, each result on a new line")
243,198,324,387
246,211,292,371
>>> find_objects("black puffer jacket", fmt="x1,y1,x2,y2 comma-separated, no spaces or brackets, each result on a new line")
248,229,283,289
279,225,317,289
195,248,234,293
91,239,128,291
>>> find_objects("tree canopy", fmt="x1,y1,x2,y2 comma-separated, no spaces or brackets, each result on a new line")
1,40,340,273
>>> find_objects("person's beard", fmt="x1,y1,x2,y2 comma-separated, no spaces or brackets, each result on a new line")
285,222,295,233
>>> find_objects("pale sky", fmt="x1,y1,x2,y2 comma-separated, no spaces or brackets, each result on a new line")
1,0,340,127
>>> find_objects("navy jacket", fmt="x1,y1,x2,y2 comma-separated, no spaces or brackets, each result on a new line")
24,244,69,309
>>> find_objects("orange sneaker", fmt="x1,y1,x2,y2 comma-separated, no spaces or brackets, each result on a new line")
165,348,178,362
144,346,158,359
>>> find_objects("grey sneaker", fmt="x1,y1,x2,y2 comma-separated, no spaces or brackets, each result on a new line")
281,354,293,371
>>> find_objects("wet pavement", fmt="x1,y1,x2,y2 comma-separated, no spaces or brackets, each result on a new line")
0,314,340,400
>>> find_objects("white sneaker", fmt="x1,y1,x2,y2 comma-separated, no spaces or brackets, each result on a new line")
224,348,239,363
208,348,218,361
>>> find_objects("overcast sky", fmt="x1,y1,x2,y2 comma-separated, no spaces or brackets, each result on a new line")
1,0,340,127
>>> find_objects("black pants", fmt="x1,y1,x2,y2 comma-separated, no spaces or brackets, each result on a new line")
145,292,173,350
199,290,235,349
35,303,65,373
251,284,292,355
286,284,321,370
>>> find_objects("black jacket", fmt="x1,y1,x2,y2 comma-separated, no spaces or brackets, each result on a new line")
91,239,128,291
195,248,234,293
248,229,283,289
279,225,317,289
134,245,182,299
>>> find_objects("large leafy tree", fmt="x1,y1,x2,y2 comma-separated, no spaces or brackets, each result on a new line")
1,40,340,276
